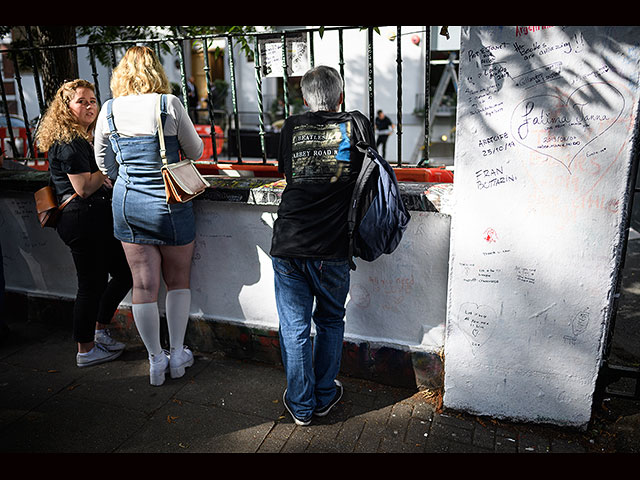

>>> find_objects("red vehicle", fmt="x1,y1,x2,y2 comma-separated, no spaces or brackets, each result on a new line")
0,114,30,158
194,124,224,160
394,166,454,183
0,114,50,170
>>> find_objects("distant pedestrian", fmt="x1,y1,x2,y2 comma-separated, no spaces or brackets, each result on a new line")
186,76,199,123
375,110,394,157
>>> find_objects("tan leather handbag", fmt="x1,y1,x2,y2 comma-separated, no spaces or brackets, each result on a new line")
157,95,209,204
34,185,77,228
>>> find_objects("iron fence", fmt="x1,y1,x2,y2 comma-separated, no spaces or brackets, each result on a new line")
1,26,436,167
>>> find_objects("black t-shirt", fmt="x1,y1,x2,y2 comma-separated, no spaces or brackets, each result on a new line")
270,110,374,259
375,115,392,133
48,136,99,201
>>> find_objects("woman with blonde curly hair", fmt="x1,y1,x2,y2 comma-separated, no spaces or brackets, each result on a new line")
94,46,203,386
36,79,132,367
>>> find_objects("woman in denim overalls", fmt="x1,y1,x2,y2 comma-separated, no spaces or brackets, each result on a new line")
94,47,204,386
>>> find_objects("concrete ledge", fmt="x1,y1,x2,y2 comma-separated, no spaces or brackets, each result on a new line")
0,167,444,213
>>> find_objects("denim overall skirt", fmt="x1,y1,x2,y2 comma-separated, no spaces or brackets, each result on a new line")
105,94,195,246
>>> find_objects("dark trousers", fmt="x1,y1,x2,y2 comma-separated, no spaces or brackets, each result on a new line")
56,196,132,344
376,134,389,157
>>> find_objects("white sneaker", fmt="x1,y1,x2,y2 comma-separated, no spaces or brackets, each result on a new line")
170,346,194,379
149,350,170,386
77,343,123,367
95,328,126,351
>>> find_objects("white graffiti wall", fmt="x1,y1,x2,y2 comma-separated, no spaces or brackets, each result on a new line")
0,193,450,353
444,26,640,428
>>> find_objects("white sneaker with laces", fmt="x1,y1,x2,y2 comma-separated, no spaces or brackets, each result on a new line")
170,346,194,379
77,343,123,367
95,328,126,351
149,350,170,386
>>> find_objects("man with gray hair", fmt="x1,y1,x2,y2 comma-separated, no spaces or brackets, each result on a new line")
270,65,375,426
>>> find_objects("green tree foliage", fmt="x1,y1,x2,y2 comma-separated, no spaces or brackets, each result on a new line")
0,26,267,103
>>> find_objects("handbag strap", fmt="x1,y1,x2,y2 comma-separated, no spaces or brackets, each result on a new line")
156,94,168,166
59,192,79,210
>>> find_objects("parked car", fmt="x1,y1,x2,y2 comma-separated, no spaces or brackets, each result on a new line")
0,114,30,158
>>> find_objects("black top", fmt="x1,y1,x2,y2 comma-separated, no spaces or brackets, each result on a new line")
375,115,392,132
270,110,374,259
48,136,100,201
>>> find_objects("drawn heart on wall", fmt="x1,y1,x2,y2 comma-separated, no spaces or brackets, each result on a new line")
456,302,497,354
510,82,625,174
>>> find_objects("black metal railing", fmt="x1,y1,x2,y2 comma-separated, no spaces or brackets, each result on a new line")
1,26,436,167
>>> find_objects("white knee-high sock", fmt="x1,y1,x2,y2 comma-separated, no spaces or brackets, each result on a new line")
131,302,163,357
165,289,191,353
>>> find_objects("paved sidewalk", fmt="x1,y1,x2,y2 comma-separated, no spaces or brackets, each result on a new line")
1,318,638,454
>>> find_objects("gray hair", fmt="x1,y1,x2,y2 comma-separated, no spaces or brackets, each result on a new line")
300,65,343,112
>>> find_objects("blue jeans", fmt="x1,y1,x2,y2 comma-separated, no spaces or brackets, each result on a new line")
273,256,350,420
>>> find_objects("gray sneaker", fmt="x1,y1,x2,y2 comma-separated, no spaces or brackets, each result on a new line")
95,328,126,351
77,343,123,367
